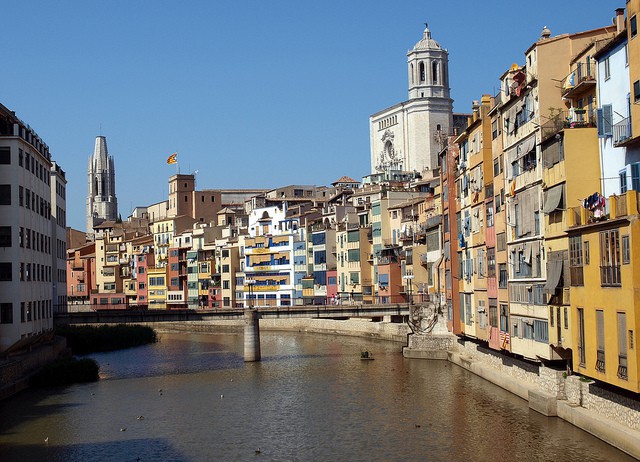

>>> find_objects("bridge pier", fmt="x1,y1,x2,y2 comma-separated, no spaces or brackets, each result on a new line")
243,309,261,362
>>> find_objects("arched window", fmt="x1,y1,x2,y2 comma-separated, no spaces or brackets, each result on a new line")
432,61,439,84
419,62,425,82
410,64,414,85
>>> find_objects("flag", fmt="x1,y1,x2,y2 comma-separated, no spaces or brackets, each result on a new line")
166,153,177,165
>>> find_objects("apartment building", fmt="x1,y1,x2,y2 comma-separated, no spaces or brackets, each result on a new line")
0,103,65,351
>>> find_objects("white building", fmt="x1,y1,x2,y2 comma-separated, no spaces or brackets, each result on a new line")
0,103,65,351
369,23,453,176
595,31,640,196
86,136,118,238
244,204,303,306
50,162,68,312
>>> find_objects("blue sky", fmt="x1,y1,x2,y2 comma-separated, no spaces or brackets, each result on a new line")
2,1,618,231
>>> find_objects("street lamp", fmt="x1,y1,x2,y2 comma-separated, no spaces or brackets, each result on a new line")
246,279,256,309
403,274,414,304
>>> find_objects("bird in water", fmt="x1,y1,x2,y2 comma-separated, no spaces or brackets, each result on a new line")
137,415,145,420
44,436,49,444
255,448,261,454
220,394,224,399
120,428,127,432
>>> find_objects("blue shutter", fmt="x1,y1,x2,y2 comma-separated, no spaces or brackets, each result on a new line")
597,108,604,137
632,163,640,191
603,105,613,136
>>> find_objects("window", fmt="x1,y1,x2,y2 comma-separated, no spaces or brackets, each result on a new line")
486,202,494,228
0,262,12,281
487,248,496,278
498,263,507,288
0,303,12,324
0,227,10,247
600,229,621,286
0,147,10,164
569,236,584,286
311,233,326,245
489,299,498,327
500,304,508,332
347,249,360,262
631,15,637,38
314,250,327,265
350,272,359,284
618,312,628,380
0,185,10,205
634,81,640,104
596,309,605,372
222,264,230,273
491,120,499,140
534,319,548,343
584,241,590,265
223,281,230,289
622,235,630,264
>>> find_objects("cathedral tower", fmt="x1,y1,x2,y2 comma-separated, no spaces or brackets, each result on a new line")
86,136,118,237
370,23,453,175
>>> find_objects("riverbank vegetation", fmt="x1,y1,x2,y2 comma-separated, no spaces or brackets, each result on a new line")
56,324,158,355
30,357,99,387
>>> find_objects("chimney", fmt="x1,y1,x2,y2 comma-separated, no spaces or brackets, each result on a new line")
472,100,480,121
615,8,625,33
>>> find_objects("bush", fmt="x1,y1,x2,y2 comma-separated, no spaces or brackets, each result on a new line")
31,357,99,387
56,324,157,354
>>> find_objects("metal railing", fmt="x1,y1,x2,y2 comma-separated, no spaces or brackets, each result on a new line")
614,117,632,145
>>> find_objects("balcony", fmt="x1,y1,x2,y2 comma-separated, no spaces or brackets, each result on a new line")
541,110,596,141
561,62,596,99
614,117,632,146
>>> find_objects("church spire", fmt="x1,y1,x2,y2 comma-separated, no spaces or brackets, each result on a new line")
86,135,118,238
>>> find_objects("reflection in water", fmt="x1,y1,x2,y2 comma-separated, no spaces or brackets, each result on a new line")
0,331,634,462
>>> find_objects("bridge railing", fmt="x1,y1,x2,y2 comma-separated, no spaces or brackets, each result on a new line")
56,294,427,314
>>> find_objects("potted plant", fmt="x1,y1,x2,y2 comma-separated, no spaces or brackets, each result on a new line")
574,107,586,114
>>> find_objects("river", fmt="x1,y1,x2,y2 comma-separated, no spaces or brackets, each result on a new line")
0,330,634,461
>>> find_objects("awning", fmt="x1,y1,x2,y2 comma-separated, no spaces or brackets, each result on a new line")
542,184,563,214
543,260,563,294
506,135,536,164
514,135,536,162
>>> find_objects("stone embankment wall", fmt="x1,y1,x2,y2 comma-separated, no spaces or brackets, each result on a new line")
451,338,640,460
0,337,68,400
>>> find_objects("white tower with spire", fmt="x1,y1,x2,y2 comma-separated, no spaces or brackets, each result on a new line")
370,23,453,175
86,136,118,238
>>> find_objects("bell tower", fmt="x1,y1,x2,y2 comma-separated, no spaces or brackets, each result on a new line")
370,22,453,175
86,136,118,238
407,23,451,100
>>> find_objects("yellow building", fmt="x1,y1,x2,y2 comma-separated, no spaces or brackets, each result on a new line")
147,266,167,309
568,191,639,393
